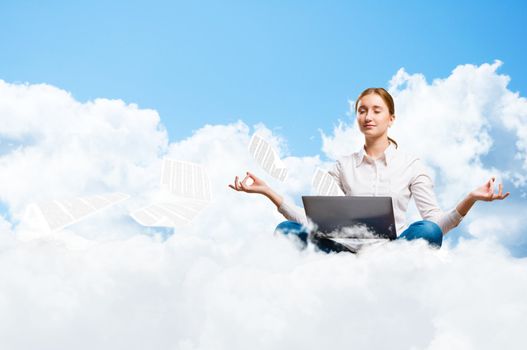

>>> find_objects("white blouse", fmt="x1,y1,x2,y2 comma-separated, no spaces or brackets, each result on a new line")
278,141,465,237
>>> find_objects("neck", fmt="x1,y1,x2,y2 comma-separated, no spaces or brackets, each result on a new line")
364,136,391,159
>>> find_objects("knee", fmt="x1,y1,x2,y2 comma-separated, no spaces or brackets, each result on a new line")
275,221,301,234
274,221,302,234
419,220,443,247
401,220,443,248
274,221,309,245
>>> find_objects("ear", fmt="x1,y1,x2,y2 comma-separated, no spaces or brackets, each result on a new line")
389,114,395,127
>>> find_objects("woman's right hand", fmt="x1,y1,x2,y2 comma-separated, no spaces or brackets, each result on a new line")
228,171,270,195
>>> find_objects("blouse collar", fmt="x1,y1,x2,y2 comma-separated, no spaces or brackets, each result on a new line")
355,140,397,167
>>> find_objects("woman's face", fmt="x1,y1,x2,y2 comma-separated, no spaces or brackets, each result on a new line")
356,93,394,138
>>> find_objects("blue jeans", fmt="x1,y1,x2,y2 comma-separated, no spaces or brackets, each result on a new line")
274,220,443,253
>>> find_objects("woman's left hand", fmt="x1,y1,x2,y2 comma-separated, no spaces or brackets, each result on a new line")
470,177,510,202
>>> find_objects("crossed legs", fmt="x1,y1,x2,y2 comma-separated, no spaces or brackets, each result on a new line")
274,220,443,253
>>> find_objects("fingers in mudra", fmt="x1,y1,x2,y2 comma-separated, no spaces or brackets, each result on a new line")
481,177,510,201
228,172,258,193
228,175,242,191
493,182,510,200
240,172,259,191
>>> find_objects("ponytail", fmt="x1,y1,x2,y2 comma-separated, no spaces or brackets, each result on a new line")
388,136,398,149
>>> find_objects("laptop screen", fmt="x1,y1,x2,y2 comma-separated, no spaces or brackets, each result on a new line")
301,196,396,240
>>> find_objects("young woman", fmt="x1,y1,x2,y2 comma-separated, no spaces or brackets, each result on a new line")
229,87,510,253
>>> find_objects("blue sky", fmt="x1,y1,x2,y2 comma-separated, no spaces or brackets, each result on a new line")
1,0,526,156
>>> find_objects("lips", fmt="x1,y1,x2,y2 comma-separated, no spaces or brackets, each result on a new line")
364,124,375,127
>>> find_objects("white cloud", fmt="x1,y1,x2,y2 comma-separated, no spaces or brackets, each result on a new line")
0,80,167,221
0,65,527,350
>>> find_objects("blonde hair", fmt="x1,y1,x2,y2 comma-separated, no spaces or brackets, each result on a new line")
354,87,398,149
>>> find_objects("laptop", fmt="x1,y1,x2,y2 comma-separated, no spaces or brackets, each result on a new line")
301,196,397,240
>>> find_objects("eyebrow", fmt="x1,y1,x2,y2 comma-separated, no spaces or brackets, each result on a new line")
358,105,384,109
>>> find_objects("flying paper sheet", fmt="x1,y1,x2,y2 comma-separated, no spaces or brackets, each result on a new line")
130,199,209,227
160,158,211,201
28,192,130,231
248,134,288,181
130,158,211,227
312,167,344,196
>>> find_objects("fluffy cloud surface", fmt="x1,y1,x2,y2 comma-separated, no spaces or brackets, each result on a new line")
0,61,526,349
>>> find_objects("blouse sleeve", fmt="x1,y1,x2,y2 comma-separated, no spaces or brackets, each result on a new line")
409,158,465,235
278,159,345,225
277,199,308,226
327,160,346,194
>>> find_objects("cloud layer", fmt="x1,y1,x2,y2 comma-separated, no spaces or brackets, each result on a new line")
1,61,526,349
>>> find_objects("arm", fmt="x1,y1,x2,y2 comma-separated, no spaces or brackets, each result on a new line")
228,171,308,224
456,194,477,217
228,171,283,208
410,160,465,235
411,160,510,235
327,159,347,195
